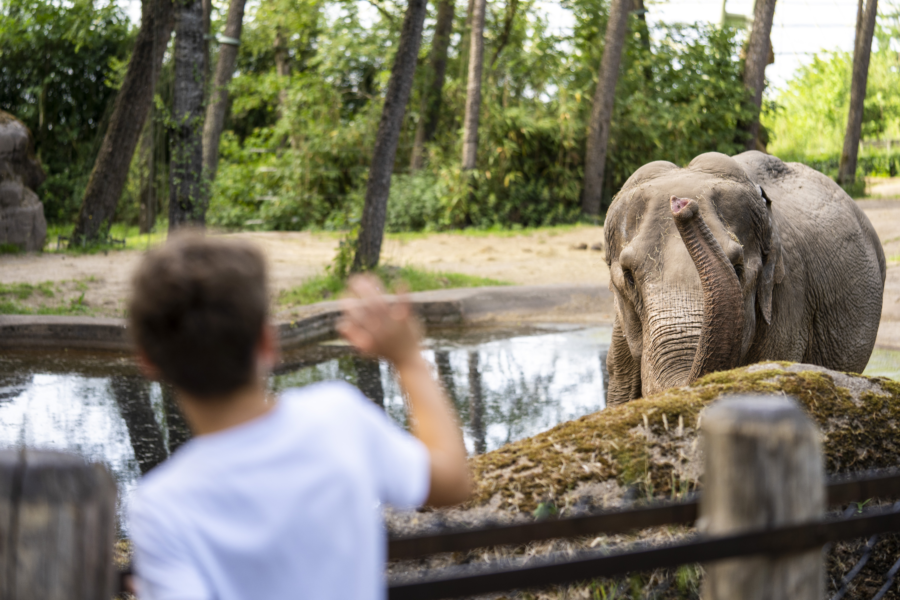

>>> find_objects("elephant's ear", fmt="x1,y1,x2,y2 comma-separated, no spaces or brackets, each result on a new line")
756,186,786,325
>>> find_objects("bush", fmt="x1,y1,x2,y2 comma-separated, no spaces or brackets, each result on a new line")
0,0,133,225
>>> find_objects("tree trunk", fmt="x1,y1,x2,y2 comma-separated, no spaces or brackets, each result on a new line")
456,0,476,83
839,0,879,185
581,0,629,216
72,0,175,243
742,0,777,151
351,0,429,272
460,0,486,170
201,0,247,188
274,27,291,117
169,0,208,230
409,0,455,171
202,0,212,82
137,107,157,234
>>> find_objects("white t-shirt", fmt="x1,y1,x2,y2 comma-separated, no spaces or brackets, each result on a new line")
129,381,430,600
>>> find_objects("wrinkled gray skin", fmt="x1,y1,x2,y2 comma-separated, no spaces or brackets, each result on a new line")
605,151,886,404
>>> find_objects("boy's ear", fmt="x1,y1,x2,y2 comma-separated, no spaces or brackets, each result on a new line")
136,349,162,381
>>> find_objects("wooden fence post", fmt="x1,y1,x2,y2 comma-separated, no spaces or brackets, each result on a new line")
700,394,825,600
0,449,117,600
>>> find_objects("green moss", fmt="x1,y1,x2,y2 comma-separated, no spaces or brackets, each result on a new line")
277,266,509,307
468,363,900,514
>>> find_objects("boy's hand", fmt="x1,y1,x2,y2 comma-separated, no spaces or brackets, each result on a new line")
337,274,423,367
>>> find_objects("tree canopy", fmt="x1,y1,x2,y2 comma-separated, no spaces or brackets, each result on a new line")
1,0,892,235
0,0,133,222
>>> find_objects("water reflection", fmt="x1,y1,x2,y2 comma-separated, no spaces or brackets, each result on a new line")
0,325,613,529
110,376,166,475
271,326,613,454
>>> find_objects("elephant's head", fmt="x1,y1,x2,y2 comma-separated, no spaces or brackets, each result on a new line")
604,152,785,401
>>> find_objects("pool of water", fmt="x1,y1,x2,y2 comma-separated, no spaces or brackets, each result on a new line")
0,324,612,529
3,324,898,532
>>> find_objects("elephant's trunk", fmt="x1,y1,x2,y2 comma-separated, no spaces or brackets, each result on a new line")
670,196,744,382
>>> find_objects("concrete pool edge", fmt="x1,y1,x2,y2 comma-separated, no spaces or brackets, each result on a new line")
0,284,615,352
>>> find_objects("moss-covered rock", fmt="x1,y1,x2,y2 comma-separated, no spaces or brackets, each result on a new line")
388,362,900,600
466,361,900,515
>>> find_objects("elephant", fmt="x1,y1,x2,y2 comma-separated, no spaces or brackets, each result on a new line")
604,151,886,404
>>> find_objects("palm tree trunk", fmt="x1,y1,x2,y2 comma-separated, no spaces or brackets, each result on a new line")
581,0,629,217
839,0,879,185
201,0,247,187
351,0,429,272
410,0,455,171
742,0,777,151
460,0,486,170
169,0,208,230
72,0,174,243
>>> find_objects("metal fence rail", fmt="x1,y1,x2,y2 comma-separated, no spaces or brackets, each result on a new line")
388,470,900,561
388,500,900,600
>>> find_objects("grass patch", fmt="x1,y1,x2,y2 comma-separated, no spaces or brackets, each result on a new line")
0,243,22,254
278,266,510,307
0,279,94,316
0,282,56,300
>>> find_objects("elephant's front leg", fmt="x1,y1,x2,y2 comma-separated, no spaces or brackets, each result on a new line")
606,317,642,405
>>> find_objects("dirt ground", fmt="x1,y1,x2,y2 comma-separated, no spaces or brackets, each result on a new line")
3,199,900,347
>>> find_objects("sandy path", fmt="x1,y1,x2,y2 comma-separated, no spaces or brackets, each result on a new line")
0,227,608,317
4,202,900,348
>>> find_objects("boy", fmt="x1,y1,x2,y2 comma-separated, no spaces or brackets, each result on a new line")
127,232,471,599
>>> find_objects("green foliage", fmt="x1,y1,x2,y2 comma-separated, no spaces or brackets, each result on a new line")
0,0,133,224
277,266,509,307
764,25,900,179
209,0,754,233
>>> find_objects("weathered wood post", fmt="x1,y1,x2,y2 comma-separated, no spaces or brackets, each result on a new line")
0,449,117,600
700,394,825,600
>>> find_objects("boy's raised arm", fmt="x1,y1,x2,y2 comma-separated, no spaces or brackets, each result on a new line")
337,275,472,507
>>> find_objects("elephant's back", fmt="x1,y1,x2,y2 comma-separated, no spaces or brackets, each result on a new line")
735,151,885,372
734,151,885,280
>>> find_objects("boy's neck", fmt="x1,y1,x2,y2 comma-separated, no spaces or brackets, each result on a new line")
178,380,274,436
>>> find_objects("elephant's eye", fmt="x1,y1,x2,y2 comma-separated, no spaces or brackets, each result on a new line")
623,268,635,288
733,263,744,281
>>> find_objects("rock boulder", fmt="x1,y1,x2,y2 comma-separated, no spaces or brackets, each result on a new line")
0,111,47,252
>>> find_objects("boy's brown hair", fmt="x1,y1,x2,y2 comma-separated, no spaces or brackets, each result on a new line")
129,232,269,399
